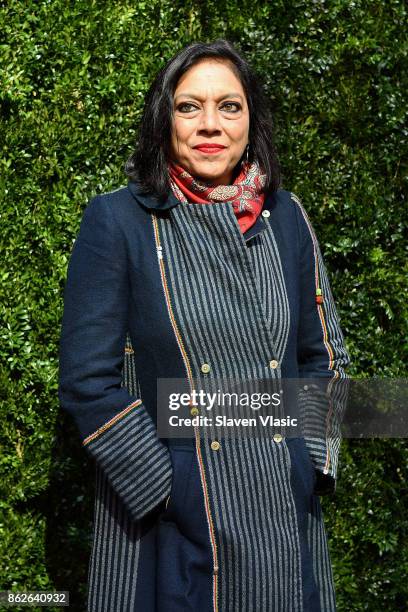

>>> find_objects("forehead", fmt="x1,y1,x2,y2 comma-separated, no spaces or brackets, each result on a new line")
174,58,245,96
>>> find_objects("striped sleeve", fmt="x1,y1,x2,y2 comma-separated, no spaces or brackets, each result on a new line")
82,399,173,521
58,195,172,520
292,192,351,494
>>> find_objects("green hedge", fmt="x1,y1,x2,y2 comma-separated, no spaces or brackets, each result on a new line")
1,1,406,610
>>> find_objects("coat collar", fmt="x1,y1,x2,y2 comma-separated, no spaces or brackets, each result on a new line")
127,180,180,211
127,180,276,242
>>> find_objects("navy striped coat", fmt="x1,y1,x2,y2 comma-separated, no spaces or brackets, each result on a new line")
58,181,350,612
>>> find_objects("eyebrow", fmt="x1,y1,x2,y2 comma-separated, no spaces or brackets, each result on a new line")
174,92,244,102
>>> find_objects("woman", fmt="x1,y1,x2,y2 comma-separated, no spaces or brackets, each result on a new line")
58,39,350,611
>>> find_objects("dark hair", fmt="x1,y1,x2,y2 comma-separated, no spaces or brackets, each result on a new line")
125,39,281,199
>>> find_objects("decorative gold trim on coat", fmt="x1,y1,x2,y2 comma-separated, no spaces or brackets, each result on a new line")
83,399,142,446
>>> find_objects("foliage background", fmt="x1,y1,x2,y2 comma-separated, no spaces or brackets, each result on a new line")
1,0,407,610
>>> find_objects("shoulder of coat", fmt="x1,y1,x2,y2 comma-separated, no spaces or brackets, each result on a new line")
88,185,152,234
106,184,128,195
287,190,314,221
286,190,309,218
264,188,301,220
288,191,303,207
94,184,142,214
97,185,128,200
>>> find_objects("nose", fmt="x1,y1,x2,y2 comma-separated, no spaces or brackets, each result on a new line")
198,105,222,133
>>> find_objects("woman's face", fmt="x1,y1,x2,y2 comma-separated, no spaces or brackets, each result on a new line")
170,58,250,186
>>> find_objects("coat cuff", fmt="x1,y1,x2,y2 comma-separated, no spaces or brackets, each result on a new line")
304,436,339,495
299,380,346,495
83,399,173,521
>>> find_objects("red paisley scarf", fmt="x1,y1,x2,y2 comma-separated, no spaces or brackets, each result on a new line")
168,160,267,234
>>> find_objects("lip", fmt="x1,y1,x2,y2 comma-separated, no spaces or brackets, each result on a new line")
194,143,226,154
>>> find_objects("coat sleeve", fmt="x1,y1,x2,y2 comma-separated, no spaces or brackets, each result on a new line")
58,194,172,521
292,192,351,495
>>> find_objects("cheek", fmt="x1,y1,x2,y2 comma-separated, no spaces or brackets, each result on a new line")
172,119,192,146
226,119,249,143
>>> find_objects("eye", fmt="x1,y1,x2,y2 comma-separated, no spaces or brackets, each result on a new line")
175,101,242,113
176,102,198,113
221,102,241,112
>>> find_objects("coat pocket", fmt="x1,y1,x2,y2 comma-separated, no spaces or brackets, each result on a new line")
286,437,317,498
161,448,195,524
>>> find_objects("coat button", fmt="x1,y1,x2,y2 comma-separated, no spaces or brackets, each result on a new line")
269,359,279,369
273,433,283,443
190,406,199,416
211,440,220,451
262,209,270,218
201,363,211,374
